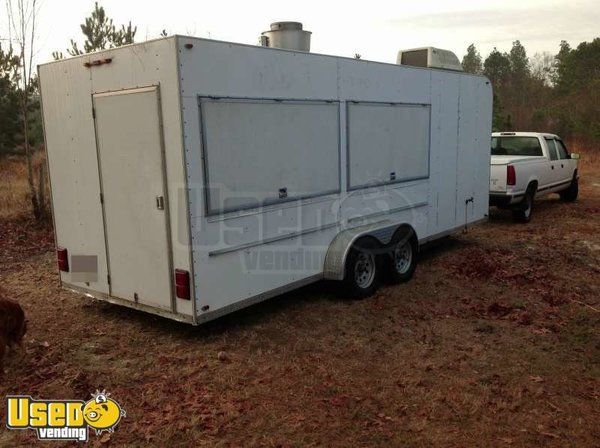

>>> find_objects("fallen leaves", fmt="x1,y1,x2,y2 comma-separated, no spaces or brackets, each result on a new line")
0,169,599,446
487,302,513,317
0,218,54,271
517,311,533,326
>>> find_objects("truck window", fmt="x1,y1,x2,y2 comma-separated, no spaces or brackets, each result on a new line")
545,138,559,161
491,137,543,156
555,140,569,159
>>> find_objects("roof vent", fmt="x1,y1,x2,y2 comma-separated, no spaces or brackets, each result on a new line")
396,47,463,71
259,22,311,52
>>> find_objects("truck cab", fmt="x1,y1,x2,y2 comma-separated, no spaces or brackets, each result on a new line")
489,132,579,222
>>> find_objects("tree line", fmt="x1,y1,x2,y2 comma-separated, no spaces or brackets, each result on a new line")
0,2,137,154
0,1,139,218
1,0,598,220
462,39,600,145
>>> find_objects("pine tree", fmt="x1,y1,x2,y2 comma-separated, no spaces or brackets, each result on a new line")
484,48,512,131
65,2,137,56
0,44,21,156
462,44,483,74
553,40,572,90
483,48,511,87
508,40,530,85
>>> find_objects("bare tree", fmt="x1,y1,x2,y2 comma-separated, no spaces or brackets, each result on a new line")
530,52,556,87
6,0,45,219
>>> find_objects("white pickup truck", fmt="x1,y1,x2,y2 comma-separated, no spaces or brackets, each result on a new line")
489,132,580,222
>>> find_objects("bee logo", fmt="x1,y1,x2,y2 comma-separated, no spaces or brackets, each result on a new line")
82,390,126,435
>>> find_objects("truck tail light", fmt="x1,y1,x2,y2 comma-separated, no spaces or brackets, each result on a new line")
507,165,516,186
57,247,69,272
175,269,190,300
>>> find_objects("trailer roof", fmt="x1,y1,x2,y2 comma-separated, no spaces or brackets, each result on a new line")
38,34,490,82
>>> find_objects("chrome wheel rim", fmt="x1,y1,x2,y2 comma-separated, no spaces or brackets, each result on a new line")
394,241,412,274
354,252,376,288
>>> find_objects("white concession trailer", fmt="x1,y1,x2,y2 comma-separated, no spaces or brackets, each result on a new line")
39,32,493,325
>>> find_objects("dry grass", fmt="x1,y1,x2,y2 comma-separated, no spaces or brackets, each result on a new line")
0,152,49,220
0,149,598,447
0,157,29,220
569,141,600,176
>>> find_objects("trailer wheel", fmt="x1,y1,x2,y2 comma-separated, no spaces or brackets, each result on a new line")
384,233,418,284
513,185,535,223
560,175,578,202
343,239,381,299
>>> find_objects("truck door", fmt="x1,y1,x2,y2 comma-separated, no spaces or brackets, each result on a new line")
93,86,174,311
543,138,563,190
554,139,573,185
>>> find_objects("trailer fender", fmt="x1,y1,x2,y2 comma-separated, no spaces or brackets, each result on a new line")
323,221,418,281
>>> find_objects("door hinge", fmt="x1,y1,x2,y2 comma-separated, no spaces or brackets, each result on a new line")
92,107,96,119
100,193,104,204
107,274,111,285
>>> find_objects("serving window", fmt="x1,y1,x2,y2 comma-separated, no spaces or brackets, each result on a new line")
347,102,430,190
199,98,340,215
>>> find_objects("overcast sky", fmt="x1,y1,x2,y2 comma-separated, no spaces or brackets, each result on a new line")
3,0,599,65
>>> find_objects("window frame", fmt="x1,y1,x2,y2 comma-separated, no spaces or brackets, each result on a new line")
346,100,431,192
555,139,570,159
544,137,559,161
198,96,342,216
491,136,544,157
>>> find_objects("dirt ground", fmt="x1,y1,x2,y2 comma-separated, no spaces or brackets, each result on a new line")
0,158,598,447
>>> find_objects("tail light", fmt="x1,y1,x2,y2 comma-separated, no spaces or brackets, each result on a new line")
507,165,516,186
174,269,190,300
57,247,69,272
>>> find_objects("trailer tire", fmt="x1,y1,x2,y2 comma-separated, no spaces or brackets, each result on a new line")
383,232,418,285
342,239,381,300
560,176,578,202
513,184,535,223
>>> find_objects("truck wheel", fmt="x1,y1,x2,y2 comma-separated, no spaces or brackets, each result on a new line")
560,177,578,202
383,234,418,284
512,187,535,223
343,240,381,299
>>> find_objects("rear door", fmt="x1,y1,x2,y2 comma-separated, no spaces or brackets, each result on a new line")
543,138,563,189
93,86,173,311
554,139,574,185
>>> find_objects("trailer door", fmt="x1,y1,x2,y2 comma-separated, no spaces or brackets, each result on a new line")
93,86,173,311
455,77,477,226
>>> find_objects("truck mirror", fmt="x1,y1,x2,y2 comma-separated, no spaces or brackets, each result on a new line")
570,153,580,160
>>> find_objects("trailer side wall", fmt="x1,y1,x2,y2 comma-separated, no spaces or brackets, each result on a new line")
176,37,492,322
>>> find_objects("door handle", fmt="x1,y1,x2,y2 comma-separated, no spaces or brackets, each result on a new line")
156,196,164,210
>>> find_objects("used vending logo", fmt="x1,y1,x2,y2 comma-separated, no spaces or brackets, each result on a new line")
6,390,125,442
